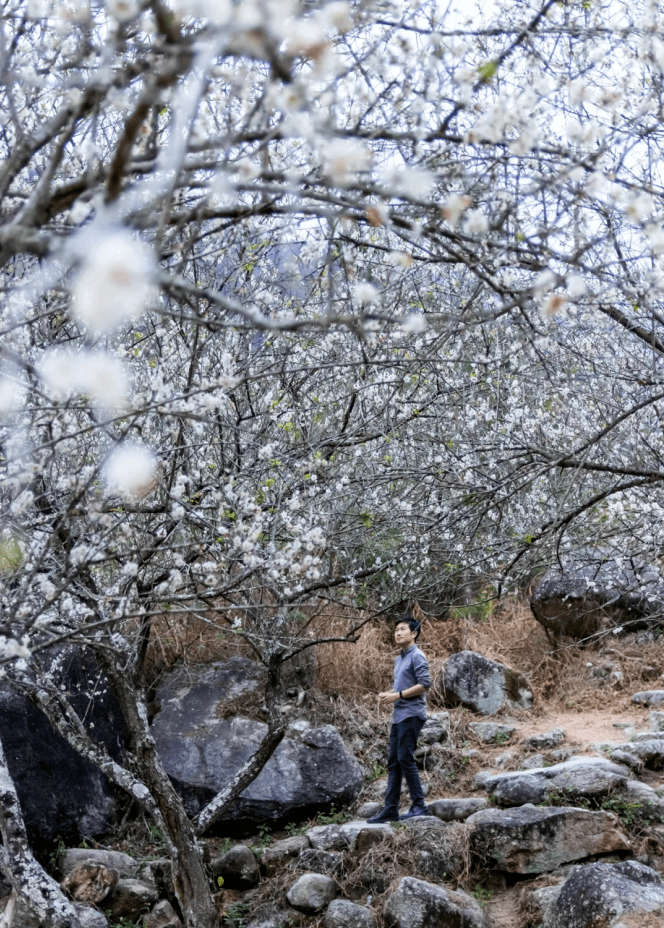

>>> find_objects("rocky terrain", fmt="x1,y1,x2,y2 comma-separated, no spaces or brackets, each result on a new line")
5,583,664,928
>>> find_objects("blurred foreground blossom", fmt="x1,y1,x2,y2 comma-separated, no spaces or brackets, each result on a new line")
0,378,25,418
104,444,158,499
40,349,129,412
71,229,157,335
441,193,471,225
353,282,379,305
322,140,371,187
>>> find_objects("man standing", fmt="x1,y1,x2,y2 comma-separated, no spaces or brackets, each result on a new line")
368,614,431,823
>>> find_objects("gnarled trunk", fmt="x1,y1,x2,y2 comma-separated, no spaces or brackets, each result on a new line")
96,652,217,928
0,733,81,928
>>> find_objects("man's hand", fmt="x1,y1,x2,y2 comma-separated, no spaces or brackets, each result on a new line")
379,691,399,706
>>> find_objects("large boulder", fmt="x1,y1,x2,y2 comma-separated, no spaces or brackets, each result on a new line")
531,556,664,639
60,849,139,879
0,645,126,851
542,860,664,927
383,877,488,928
437,650,532,715
467,803,631,874
479,757,631,808
152,677,362,828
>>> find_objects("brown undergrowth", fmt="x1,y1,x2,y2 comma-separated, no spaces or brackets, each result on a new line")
244,823,475,928
316,595,664,716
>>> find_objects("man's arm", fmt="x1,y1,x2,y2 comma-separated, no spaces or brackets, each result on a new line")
378,684,425,706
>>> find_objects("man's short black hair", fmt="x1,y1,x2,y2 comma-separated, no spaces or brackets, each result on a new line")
396,613,420,640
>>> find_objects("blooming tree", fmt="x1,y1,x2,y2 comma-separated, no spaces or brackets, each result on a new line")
4,0,664,924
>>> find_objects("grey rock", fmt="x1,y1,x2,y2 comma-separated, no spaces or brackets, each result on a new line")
650,711,664,731
481,757,631,808
286,873,337,913
468,722,518,743
152,692,362,827
528,883,564,926
622,778,664,808
550,748,575,762
428,798,488,822
610,749,644,773
298,848,343,874
438,650,532,715
542,860,664,927
612,738,664,769
489,772,548,806
383,876,488,928
307,820,394,850
524,728,565,749
324,899,376,928
531,556,664,640
104,879,159,921
405,817,466,882
298,848,342,875
74,905,109,928
632,690,664,706
521,753,546,770
245,911,294,928
261,836,310,875
468,803,631,874
632,731,664,741
494,751,516,768
60,849,139,879
138,859,173,899
144,899,182,928
210,845,259,888
472,770,497,790
356,802,382,819
419,717,449,745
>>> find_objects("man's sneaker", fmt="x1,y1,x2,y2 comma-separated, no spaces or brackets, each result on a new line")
367,807,400,824
400,804,429,820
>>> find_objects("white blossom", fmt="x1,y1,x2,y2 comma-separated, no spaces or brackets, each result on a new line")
442,193,471,225
353,282,379,305
40,349,129,411
107,0,139,21
71,229,157,335
402,313,427,333
104,444,158,499
462,209,489,235
322,140,371,187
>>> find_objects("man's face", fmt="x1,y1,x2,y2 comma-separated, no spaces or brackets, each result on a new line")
394,622,417,650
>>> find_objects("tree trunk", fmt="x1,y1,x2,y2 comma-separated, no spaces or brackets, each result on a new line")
95,652,218,928
0,733,82,928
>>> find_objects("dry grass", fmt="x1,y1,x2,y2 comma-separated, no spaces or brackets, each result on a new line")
246,822,476,928
315,595,664,716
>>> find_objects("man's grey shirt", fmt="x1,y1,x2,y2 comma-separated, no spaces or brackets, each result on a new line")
392,644,430,723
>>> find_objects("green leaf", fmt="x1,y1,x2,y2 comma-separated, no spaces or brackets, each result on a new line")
477,59,498,82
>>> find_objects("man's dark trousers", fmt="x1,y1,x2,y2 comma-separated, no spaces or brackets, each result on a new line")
383,716,426,813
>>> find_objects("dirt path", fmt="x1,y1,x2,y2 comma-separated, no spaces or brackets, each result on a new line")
514,707,651,752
